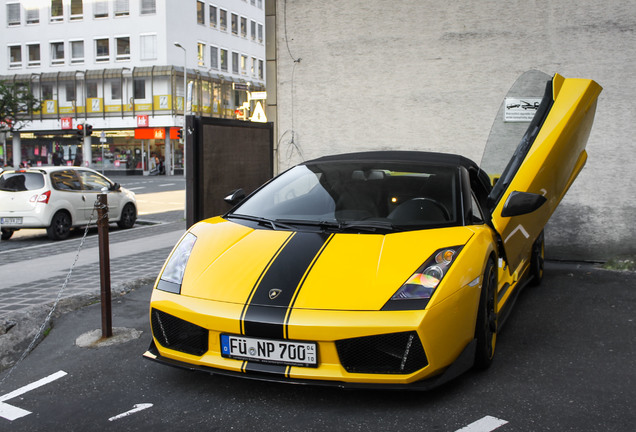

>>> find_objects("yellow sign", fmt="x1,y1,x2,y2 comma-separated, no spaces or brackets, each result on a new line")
250,101,267,123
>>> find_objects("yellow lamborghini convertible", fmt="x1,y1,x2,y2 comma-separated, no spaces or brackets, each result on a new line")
144,72,601,388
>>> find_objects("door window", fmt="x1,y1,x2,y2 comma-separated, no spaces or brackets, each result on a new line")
50,170,82,191
78,171,111,191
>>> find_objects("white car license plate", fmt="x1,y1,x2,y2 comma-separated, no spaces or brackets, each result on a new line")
220,334,318,368
1,217,22,225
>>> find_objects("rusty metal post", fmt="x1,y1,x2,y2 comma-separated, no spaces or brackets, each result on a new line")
96,193,112,338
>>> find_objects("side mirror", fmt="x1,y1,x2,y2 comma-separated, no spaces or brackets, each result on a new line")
501,191,546,217
224,188,246,206
110,182,121,191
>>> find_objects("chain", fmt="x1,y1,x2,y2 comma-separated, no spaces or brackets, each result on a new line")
0,199,106,388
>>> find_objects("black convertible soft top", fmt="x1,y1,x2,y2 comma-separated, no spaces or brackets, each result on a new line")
306,151,492,191
307,150,476,169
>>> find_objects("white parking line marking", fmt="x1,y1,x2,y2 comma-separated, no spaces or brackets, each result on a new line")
127,187,146,191
455,416,508,432
108,403,153,421
0,370,68,421
159,183,176,187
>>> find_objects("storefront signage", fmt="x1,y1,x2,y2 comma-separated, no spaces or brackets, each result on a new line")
137,115,149,127
249,91,267,101
135,128,166,140
61,118,73,130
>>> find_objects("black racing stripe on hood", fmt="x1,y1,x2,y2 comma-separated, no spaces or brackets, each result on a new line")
242,231,331,339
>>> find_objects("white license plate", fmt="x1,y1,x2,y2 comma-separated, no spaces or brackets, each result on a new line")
1,217,22,225
220,334,318,367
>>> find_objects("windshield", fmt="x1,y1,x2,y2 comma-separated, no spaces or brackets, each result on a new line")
0,172,45,191
230,161,460,232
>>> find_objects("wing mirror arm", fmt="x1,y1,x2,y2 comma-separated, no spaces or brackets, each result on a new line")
224,188,246,206
501,191,547,217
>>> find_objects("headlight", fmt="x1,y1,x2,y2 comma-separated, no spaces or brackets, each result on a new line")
156,232,197,294
382,246,463,311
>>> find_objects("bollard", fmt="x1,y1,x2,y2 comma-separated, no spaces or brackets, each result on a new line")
96,193,113,338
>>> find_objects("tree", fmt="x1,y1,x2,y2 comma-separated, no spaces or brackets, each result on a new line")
0,80,41,133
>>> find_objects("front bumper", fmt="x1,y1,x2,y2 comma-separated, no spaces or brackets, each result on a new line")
143,338,476,390
146,286,480,388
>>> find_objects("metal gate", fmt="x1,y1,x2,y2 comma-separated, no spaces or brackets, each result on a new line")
185,116,273,227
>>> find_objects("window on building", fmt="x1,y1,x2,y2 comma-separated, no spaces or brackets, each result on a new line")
70,40,84,64
250,20,256,40
251,0,255,5
42,83,54,100
258,0,263,9
114,0,129,16
116,37,130,60
111,80,121,99
65,83,76,102
259,59,263,79
51,0,63,22
210,46,219,69
94,0,108,18
26,6,39,24
240,54,247,74
197,1,204,25
197,43,205,66
70,0,83,20
231,13,238,35
220,49,228,71
258,23,263,43
140,0,156,15
7,3,20,26
87,82,98,98
209,5,217,28
9,46,22,68
219,9,227,31
95,38,109,62
134,79,146,99
232,52,239,74
140,34,157,60
51,42,64,65
251,57,256,76
28,44,41,66
240,17,247,37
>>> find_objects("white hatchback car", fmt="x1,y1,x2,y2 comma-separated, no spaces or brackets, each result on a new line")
0,167,137,240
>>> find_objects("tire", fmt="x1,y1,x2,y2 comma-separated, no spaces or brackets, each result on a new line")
1,229,14,240
474,258,497,370
117,203,137,229
530,231,545,286
47,211,72,240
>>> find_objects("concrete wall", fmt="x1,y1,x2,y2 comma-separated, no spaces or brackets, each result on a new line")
268,0,636,261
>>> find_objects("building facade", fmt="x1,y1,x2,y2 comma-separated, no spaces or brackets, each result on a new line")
1,0,266,174
266,0,636,261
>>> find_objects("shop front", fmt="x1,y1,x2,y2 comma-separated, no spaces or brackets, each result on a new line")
2,128,183,175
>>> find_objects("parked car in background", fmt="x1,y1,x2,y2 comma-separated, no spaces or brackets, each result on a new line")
0,167,137,240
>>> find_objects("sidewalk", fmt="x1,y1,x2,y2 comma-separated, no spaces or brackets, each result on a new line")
0,219,186,371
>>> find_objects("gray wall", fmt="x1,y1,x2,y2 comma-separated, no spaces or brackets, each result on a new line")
267,0,636,261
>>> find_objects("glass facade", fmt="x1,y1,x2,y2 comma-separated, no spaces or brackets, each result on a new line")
1,66,264,174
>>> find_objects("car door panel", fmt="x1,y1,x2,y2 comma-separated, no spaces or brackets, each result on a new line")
489,74,602,271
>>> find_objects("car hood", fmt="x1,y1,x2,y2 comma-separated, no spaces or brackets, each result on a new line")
179,217,475,311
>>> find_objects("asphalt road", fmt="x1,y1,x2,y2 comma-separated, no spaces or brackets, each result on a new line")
0,175,185,249
1,262,634,431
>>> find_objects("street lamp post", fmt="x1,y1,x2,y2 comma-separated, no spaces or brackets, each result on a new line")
174,42,187,178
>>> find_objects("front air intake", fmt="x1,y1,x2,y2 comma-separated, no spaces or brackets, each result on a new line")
335,331,428,374
151,309,208,356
